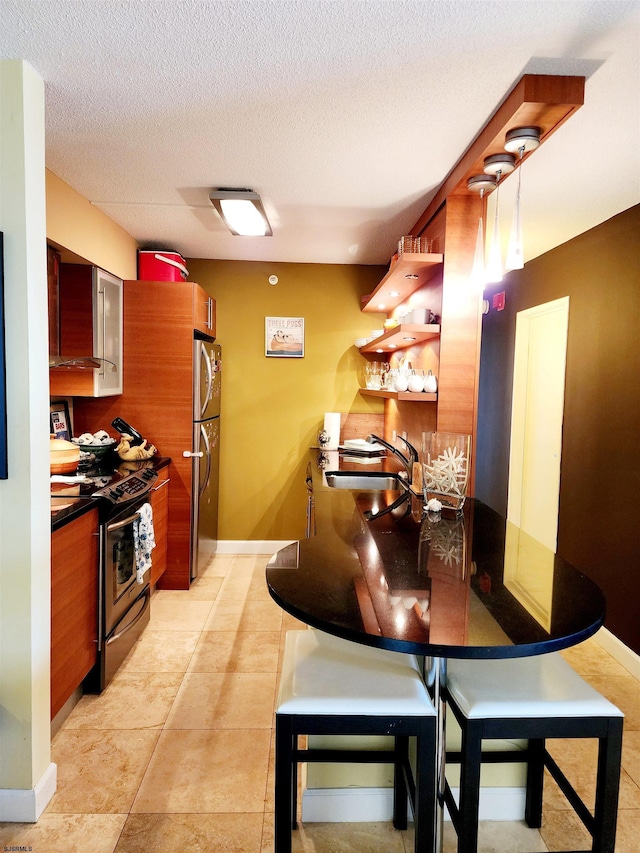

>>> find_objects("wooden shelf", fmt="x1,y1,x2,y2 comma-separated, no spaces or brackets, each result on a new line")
359,323,440,353
359,388,437,403
361,253,443,313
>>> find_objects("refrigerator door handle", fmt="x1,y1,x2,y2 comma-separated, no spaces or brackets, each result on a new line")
201,344,213,418
199,424,211,497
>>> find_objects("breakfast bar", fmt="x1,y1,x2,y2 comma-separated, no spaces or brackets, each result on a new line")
266,449,609,851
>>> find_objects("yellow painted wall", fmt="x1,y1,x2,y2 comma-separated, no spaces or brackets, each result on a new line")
187,258,385,541
45,169,137,279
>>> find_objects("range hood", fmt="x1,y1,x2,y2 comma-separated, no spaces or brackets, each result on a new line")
49,355,117,370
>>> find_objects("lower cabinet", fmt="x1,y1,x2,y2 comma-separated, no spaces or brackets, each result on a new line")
149,476,170,587
51,509,99,720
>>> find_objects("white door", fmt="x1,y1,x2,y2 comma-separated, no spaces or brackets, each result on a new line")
507,297,569,551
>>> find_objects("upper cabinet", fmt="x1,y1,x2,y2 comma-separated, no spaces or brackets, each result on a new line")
49,263,123,398
193,285,216,338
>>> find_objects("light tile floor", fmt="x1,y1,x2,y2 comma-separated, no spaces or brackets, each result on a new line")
1,553,639,852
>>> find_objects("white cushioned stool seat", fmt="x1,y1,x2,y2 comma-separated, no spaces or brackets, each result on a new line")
444,652,624,853
274,629,436,853
447,654,624,720
277,629,433,717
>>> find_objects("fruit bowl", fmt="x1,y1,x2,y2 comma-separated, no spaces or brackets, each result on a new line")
72,430,117,459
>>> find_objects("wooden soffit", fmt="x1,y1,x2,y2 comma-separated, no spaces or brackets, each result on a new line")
413,74,585,235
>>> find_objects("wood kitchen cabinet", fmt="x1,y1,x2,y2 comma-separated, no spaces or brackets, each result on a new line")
49,263,123,398
149,475,170,587
193,287,216,337
51,508,99,720
73,280,216,590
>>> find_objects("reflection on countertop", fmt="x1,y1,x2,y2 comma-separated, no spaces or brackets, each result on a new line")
265,448,606,658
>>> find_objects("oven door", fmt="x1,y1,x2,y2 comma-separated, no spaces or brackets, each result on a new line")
103,497,150,635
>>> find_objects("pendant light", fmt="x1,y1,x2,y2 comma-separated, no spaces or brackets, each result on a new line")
504,127,541,270
482,153,516,283
467,174,497,287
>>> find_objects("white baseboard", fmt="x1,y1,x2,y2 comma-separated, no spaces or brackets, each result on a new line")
0,762,57,822
301,785,526,823
594,626,640,679
215,540,295,555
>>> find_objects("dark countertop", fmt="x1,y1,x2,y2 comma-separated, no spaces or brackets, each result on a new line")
51,455,171,532
266,449,606,659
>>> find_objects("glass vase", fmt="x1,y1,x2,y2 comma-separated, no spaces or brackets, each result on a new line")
421,432,471,513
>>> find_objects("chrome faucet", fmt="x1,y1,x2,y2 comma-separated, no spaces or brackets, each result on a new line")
366,433,419,483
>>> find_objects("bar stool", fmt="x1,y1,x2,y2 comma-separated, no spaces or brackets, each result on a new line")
444,653,624,853
275,629,436,853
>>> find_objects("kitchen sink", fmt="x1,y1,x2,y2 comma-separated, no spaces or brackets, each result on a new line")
324,471,407,491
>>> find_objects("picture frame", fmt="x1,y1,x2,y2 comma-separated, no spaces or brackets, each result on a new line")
265,316,304,358
0,232,6,478
50,400,72,441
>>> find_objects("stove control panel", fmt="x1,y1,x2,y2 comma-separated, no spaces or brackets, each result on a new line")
92,467,158,505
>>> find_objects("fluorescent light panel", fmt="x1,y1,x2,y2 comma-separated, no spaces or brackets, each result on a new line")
209,188,272,236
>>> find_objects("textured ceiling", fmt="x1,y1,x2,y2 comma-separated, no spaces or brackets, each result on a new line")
1,1,639,266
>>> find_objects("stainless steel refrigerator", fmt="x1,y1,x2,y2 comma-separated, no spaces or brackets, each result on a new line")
191,335,221,579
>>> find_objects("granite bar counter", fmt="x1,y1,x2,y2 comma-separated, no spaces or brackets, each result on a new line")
266,448,606,660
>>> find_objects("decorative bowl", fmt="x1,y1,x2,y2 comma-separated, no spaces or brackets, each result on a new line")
50,438,80,475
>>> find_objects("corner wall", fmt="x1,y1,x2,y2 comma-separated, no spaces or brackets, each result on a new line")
187,258,385,541
476,204,640,654
0,59,55,820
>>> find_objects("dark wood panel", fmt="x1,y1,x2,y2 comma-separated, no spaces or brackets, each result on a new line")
51,508,99,719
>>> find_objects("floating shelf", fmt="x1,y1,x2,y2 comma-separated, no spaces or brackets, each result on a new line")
359,323,440,354
359,388,437,403
361,252,443,313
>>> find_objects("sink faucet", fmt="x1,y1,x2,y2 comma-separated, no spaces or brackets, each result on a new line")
366,433,419,483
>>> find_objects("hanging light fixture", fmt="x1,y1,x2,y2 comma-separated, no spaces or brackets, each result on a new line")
467,174,497,287
503,127,541,270
482,153,516,283
209,188,273,236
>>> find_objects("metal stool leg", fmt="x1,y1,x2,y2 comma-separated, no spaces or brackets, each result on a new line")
593,719,623,853
275,714,294,853
457,719,482,853
393,735,409,830
414,716,436,853
524,737,545,827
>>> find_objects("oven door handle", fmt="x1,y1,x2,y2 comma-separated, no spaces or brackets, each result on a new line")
107,591,150,644
107,510,140,533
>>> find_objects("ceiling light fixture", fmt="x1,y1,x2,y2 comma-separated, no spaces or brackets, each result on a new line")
483,155,515,283
504,127,541,270
467,174,497,288
209,188,272,236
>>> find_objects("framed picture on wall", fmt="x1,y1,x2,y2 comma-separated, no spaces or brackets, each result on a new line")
50,400,72,441
265,316,304,358
0,232,6,479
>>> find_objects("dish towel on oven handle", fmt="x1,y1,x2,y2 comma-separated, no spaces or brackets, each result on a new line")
133,502,156,583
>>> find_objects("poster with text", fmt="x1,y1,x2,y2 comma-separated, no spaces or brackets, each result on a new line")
265,317,304,357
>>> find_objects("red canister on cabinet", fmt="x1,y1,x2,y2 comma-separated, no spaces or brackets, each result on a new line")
137,250,188,282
